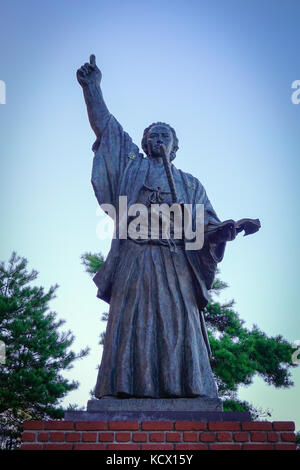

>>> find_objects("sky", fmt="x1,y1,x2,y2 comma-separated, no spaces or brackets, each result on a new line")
0,0,299,427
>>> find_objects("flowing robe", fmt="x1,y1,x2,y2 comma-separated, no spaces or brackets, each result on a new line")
91,115,226,398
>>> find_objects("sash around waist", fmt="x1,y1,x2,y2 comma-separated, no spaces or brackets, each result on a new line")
126,236,185,250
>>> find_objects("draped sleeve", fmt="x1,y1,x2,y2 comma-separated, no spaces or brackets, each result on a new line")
197,183,226,265
91,115,140,208
187,177,227,293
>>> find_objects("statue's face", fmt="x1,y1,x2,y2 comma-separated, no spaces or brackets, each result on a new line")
147,124,174,159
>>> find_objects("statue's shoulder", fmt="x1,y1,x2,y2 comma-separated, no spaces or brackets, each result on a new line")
174,165,204,192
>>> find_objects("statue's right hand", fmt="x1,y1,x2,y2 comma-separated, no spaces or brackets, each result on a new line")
76,54,102,87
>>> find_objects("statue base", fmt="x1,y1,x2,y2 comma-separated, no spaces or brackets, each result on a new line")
87,396,223,412
64,396,251,422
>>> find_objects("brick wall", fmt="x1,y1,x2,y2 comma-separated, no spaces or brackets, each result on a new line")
20,420,296,450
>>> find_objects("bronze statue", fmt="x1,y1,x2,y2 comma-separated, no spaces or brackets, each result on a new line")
77,55,260,401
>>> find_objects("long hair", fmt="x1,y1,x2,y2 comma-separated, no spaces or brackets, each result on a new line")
141,122,179,161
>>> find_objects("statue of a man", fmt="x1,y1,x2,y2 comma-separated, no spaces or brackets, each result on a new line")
77,55,259,400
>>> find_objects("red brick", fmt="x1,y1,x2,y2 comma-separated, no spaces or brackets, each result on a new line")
242,421,272,431
74,444,106,450
175,421,206,431
141,444,174,450
183,432,198,442
20,444,42,450
176,444,207,450
150,433,165,442
209,444,241,450
166,432,181,442
43,444,73,450
22,432,36,442
50,432,65,442
208,421,240,431
23,421,43,430
75,421,107,431
281,432,296,442
45,421,74,430
37,432,49,442
267,432,279,442
243,444,273,450
217,432,232,442
200,432,215,442
274,444,296,450
107,444,139,450
273,421,295,431
142,421,173,431
251,432,266,442
233,432,249,442
133,433,147,442
116,432,131,442
99,432,114,442
82,432,97,442
109,421,139,431
65,432,81,442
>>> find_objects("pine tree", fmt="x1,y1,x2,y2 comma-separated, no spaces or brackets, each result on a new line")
82,252,296,418
204,278,296,416
0,252,89,449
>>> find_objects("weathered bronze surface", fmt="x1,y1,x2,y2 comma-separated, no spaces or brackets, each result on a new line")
77,55,260,401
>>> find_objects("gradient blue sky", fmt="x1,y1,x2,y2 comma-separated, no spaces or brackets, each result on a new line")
0,0,299,426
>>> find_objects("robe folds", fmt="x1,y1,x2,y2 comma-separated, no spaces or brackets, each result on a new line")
91,115,226,398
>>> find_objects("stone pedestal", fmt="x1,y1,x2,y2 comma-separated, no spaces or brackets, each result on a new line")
63,396,251,422
20,386,297,451
88,396,223,412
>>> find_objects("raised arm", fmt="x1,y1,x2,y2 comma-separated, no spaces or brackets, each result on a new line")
76,54,110,140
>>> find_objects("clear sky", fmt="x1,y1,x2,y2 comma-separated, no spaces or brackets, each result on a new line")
0,0,299,427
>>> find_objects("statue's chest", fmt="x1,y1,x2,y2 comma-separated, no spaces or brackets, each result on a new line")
124,158,189,207
138,165,173,207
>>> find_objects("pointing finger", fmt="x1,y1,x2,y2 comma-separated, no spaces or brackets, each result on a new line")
90,54,96,65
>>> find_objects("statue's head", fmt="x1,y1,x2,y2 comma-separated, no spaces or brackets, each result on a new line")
141,122,179,161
